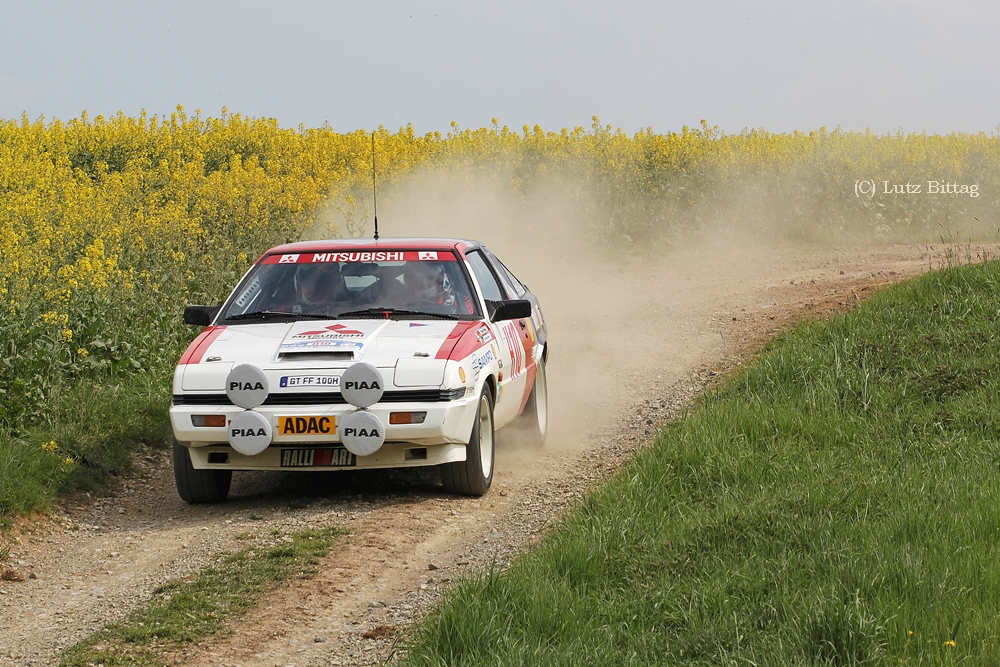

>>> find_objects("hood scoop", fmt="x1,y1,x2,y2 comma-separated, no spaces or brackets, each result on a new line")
277,321,371,362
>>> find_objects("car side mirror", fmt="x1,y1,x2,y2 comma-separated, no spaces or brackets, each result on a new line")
183,305,221,326
487,299,531,322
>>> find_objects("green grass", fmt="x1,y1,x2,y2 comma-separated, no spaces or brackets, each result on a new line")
405,259,1000,666
59,526,343,667
0,369,174,517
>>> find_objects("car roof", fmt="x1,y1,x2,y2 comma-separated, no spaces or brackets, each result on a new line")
265,237,482,255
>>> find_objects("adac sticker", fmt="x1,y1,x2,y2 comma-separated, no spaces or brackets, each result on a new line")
278,415,335,435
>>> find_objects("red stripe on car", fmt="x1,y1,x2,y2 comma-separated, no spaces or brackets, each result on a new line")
178,326,226,365
434,321,480,359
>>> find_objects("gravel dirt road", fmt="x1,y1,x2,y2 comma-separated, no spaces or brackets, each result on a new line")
1,241,976,667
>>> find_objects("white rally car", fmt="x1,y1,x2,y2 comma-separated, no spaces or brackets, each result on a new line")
171,238,548,502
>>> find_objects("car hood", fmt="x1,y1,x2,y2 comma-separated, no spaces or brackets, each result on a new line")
179,319,478,391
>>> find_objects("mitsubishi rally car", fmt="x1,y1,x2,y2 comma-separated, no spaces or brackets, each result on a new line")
171,238,548,502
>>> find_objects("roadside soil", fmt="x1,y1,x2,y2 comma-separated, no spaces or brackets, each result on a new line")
1,242,982,667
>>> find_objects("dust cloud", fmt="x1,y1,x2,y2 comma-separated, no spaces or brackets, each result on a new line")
309,167,801,456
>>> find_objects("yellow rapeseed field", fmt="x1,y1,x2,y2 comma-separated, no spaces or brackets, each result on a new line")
2,108,999,432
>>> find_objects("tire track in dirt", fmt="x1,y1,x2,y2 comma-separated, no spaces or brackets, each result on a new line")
0,243,971,667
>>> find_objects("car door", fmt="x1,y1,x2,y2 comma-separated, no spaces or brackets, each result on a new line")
465,249,534,427
484,248,546,352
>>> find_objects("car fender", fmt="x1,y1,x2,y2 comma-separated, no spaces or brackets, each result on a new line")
449,342,502,443
172,365,185,395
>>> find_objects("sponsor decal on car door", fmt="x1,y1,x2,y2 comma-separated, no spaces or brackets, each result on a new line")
492,318,534,426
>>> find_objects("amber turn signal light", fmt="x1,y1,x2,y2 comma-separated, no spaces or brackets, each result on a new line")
389,411,427,425
191,414,227,427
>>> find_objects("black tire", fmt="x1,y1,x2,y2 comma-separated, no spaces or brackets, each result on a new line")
518,354,548,448
172,438,232,503
441,386,495,496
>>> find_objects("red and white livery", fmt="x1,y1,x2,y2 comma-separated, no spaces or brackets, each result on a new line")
171,238,548,502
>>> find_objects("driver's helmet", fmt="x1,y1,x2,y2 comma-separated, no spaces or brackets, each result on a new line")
293,263,344,307
403,262,447,301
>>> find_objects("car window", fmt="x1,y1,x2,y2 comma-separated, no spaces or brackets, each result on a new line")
220,250,480,321
485,251,527,298
465,250,505,301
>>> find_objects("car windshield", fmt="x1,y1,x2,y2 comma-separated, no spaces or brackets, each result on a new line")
221,250,480,322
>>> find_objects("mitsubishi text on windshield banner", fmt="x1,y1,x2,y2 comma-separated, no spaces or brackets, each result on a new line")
261,251,457,264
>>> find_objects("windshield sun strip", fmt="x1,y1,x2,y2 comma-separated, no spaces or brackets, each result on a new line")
217,249,484,321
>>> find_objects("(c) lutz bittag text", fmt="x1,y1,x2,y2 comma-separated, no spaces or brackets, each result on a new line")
854,179,979,198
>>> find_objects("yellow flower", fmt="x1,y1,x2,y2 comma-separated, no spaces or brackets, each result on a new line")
41,311,67,326
64,457,74,465
41,440,58,452
0,109,996,440
944,640,956,647
77,348,88,357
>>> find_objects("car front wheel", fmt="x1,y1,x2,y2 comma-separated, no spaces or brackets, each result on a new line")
441,386,495,496
172,438,232,503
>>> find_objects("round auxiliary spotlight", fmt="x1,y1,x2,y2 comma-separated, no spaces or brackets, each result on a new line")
339,410,385,457
226,364,270,409
340,362,384,408
228,410,272,456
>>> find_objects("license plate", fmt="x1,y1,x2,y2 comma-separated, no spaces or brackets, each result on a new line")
280,448,356,467
279,375,341,388
277,415,336,435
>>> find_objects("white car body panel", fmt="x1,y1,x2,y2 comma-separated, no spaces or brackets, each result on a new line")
170,238,546,478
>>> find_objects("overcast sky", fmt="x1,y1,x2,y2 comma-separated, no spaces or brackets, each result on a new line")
1,1,998,135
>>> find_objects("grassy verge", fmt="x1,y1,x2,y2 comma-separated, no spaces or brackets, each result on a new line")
60,526,343,667
405,259,1000,666
0,369,174,518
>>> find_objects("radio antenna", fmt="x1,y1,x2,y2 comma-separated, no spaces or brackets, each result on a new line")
371,131,379,240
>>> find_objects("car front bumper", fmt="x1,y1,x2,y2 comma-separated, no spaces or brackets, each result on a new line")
170,394,477,470
185,441,467,471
